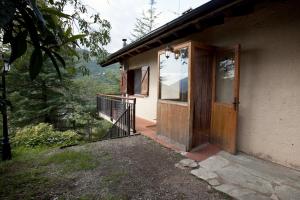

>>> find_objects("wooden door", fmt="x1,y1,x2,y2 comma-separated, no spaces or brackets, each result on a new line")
191,46,214,148
211,45,240,154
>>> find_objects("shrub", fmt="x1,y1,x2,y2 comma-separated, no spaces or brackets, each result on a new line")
12,123,81,147
91,120,112,140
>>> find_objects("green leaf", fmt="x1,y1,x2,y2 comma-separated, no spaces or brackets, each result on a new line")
67,47,80,59
29,48,43,80
47,52,62,79
52,52,66,68
41,7,71,19
65,26,72,37
66,34,86,43
9,31,28,63
20,9,40,47
29,0,46,27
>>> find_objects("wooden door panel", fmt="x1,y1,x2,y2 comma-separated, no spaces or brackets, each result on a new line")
210,45,240,154
211,103,237,153
191,47,213,148
157,101,189,147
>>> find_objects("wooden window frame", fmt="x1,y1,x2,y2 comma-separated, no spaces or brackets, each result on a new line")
126,66,150,97
157,41,192,104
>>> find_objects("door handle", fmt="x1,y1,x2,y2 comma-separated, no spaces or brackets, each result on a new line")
233,97,240,110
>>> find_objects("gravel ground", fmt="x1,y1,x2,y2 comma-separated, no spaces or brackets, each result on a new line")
61,135,231,200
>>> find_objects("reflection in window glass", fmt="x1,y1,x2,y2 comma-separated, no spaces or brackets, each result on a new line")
133,69,142,94
159,48,189,102
215,50,235,104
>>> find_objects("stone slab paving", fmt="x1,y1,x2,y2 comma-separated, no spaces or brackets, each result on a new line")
188,151,300,200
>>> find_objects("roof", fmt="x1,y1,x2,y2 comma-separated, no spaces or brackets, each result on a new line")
100,0,256,67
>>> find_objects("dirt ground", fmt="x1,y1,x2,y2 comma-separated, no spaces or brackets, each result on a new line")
62,135,230,200
0,135,231,200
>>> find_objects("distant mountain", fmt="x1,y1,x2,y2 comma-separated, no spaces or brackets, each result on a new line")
75,57,120,80
73,49,120,95
74,49,120,78
84,59,120,77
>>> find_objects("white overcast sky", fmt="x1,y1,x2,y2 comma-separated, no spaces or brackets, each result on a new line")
83,0,210,53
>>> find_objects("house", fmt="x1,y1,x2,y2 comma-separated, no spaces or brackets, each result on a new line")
100,0,300,170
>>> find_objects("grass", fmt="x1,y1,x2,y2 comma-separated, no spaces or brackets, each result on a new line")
0,147,52,199
0,146,102,199
41,150,99,173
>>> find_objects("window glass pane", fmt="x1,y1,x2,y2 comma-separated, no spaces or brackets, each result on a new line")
134,69,141,94
215,50,235,104
159,48,189,102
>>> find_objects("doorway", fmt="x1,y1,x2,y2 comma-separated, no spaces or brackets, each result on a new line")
191,43,240,154
210,45,240,154
191,44,214,148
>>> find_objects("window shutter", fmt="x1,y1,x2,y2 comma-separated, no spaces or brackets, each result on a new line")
120,70,127,95
141,66,150,96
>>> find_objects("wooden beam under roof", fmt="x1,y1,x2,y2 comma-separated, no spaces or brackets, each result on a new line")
100,0,259,67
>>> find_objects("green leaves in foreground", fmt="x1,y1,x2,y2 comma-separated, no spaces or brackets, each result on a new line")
9,31,28,64
41,7,71,19
29,48,43,80
1,0,111,79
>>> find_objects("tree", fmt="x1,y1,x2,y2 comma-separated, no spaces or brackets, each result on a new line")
131,0,160,41
7,48,74,128
7,47,120,132
0,0,111,132
0,0,111,80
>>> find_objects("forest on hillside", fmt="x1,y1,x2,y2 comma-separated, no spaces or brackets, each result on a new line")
3,55,120,143
0,0,158,156
0,0,123,151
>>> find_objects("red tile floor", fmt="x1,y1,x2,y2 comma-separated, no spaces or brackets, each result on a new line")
135,117,220,162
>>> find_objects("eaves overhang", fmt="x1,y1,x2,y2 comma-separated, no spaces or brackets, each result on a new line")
100,0,256,67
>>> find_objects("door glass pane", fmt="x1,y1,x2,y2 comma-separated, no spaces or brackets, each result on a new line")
215,50,235,104
159,48,189,102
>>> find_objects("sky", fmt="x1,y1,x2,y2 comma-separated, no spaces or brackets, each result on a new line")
83,0,211,53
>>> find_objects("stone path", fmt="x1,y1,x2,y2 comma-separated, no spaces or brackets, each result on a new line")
176,151,300,200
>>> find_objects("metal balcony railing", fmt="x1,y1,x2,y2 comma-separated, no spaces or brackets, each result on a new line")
96,94,136,139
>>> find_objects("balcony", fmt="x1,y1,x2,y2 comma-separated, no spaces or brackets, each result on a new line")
96,94,136,139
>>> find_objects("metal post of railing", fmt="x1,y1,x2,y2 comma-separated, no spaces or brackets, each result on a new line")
110,97,113,121
132,99,136,133
127,106,131,136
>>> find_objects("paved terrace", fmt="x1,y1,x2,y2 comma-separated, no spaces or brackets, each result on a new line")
136,117,300,200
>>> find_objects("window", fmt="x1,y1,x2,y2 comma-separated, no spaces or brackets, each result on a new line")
215,50,235,104
121,66,149,96
133,69,142,94
159,47,189,102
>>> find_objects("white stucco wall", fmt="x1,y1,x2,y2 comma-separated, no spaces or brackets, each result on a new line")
127,49,159,122
188,0,300,169
125,0,300,169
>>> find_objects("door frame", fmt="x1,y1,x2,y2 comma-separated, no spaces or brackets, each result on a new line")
210,44,241,154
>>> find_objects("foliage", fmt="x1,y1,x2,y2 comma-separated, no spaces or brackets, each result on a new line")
6,52,118,141
12,123,81,147
7,49,74,128
0,0,111,79
131,0,160,41
61,62,118,137
0,0,111,121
